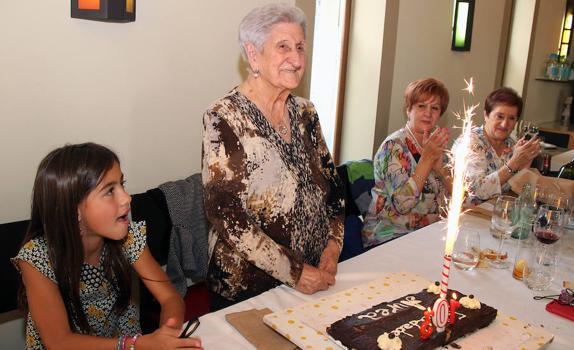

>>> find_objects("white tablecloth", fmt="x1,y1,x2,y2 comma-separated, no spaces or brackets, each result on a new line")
194,214,574,349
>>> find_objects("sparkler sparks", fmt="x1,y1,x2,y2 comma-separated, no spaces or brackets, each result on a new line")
462,77,475,96
439,78,478,299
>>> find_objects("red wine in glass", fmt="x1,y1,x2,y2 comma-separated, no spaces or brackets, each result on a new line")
535,230,560,244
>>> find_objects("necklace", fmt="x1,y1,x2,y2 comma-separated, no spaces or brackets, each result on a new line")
277,123,289,136
405,124,423,152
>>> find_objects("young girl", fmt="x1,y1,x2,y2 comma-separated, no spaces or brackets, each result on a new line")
12,143,203,350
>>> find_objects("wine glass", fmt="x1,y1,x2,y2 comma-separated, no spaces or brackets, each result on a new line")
524,205,565,290
489,195,519,268
534,204,565,245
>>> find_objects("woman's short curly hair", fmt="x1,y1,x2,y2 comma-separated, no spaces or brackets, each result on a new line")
404,78,450,115
238,3,306,60
484,87,523,118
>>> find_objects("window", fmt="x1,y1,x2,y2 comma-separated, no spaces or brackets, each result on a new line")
559,0,574,57
310,0,350,161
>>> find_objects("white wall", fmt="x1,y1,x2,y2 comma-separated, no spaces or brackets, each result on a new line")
0,0,313,224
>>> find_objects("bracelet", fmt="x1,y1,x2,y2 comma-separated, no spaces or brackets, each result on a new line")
122,335,128,350
504,163,517,175
129,333,142,350
117,335,126,350
412,172,426,183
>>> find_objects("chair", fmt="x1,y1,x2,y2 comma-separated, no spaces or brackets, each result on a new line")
336,159,375,261
128,185,211,333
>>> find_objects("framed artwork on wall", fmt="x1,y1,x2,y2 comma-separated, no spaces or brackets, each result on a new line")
71,0,135,22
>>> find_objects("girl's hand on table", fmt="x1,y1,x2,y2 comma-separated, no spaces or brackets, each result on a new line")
138,318,204,350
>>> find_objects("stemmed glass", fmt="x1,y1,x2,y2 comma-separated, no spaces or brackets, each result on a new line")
534,205,565,245
523,205,565,290
489,195,519,268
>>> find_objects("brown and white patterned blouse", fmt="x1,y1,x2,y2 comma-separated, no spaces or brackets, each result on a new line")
202,89,344,303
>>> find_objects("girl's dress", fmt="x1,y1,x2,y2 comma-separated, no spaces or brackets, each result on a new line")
12,221,147,350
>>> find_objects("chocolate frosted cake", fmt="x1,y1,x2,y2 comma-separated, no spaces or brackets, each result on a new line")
326,287,497,350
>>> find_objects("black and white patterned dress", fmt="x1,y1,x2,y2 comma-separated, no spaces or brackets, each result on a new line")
12,221,147,350
202,89,345,303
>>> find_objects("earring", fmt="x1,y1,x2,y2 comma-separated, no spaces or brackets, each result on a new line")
252,68,260,78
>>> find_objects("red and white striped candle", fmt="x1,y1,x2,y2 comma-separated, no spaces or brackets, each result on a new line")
440,254,453,299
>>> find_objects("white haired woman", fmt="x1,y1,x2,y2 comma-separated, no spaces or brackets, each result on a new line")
202,3,345,310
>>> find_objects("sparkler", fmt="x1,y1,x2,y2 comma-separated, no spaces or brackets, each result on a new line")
440,79,478,298
433,78,479,333
463,77,475,96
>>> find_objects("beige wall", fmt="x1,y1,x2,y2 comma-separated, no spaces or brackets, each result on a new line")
387,0,511,145
339,0,512,162
503,0,537,95
338,0,387,162
0,0,317,346
0,0,318,224
522,0,572,124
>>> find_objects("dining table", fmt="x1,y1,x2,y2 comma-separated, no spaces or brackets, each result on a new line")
193,213,574,349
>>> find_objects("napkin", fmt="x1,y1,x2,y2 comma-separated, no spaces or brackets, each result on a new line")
546,300,574,322
225,308,297,350
509,168,574,198
465,200,495,220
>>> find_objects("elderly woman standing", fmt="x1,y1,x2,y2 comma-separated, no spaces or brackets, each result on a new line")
456,87,540,204
202,3,344,309
362,78,451,248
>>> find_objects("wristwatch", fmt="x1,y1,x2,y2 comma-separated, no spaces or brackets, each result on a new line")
504,163,517,175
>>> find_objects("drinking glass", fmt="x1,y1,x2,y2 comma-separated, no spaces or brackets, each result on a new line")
523,240,559,291
453,231,480,271
489,195,519,268
549,192,572,228
520,121,530,139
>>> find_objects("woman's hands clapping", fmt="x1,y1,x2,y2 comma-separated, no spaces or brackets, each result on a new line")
507,135,541,171
421,127,449,165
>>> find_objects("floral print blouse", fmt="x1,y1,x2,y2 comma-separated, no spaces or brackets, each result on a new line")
362,128,448,248
12,221,147,350
202,89,344,303
454,125,516,205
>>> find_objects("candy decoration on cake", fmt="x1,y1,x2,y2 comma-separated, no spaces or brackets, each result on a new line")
433,78,477,333
376,332,402,350
449,292,460,325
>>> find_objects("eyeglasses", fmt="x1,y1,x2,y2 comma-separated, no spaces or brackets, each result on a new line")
179,318,200,338
534,288,574,305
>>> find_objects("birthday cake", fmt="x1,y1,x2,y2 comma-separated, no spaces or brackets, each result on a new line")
326,284,497,350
